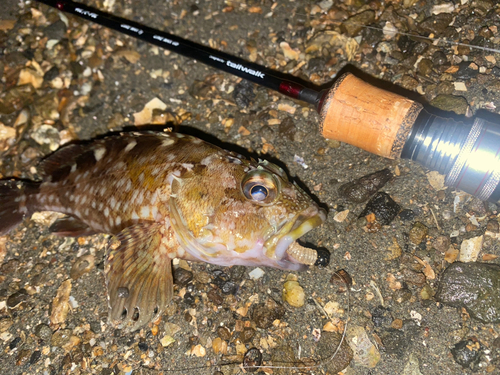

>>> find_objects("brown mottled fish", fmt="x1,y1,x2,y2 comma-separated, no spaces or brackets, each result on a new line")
0,131,327,331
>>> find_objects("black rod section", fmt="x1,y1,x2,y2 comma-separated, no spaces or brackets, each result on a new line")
35,0,323,106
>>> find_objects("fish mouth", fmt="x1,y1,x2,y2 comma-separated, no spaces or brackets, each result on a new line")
264,205,326,268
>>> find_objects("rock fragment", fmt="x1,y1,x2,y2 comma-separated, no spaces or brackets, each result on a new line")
436,262,500,323
338,168,393,203
50,279,72,325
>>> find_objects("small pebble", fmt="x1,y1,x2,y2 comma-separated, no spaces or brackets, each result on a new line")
243,348,262,372
240,327,256,343
251,299,285,329
7,288,29,308
347,325,381,368
420,284,434,300
194,271,211,284
432,235,451,252
70,254,95,280
51,329,72,348
34,323,53,342
402,268,426,286
183,292,195,306
173,267,193,286
207,289,223,305
371,305,393,328
359,192,401,225
217,327,231,341
282,280,305,307
220,281,238,295
248,267,265,280
399,209,415,221
29,350,41,365
409,222,428,245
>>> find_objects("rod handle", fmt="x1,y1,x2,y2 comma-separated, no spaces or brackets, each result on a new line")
319,73,423,159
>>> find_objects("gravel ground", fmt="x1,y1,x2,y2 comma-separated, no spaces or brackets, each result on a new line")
1,0,500,374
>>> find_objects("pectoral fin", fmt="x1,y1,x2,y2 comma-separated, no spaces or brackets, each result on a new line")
105,222,173,331
49,216,97,237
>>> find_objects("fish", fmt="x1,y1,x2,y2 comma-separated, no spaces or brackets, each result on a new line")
0,131,327,331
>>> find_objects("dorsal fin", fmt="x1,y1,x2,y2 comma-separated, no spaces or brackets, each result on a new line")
38,143,87,178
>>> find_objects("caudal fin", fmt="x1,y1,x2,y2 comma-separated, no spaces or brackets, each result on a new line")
0,179,40,236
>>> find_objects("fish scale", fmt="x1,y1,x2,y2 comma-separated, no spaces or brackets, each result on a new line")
0,130,327,331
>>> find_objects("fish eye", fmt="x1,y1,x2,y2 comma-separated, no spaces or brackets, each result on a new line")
241,170,280,205
250,185,268,201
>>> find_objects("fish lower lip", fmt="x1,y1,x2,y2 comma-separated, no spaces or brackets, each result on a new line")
274,208,326,260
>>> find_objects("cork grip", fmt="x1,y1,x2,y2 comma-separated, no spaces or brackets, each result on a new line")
319,73,423,159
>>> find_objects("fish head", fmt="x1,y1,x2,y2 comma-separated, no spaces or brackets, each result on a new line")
169,154,326,271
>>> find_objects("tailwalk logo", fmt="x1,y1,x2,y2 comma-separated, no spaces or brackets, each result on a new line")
226,60,265,79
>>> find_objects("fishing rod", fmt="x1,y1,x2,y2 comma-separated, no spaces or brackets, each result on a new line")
35,0,500,203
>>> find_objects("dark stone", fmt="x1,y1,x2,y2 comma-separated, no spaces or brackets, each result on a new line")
217,326,231,341
380,328,409,358
359,192,401,225
450,338,482,370
399,209,415,221
431,51,448,66
436,262,500,323
221,281,238,295
419,13,453,34
338,169,393,203
492,66,500,77
417,58,434,76
138,341,148,351
207,289,223,305
9,336,22,350
455,61,479,80
243,347,262,372
43,66,59,82
371,305,393,328
183,292,195,306
173,267,193,287
397,35,416,54
29,350,41,365
233,80,256,109
342,10,375,36
306,57,328,73
44,20,67,41
212,269,230,288
229,266,246,280
240,327,256,343
314,248,330,267
402,268,426,287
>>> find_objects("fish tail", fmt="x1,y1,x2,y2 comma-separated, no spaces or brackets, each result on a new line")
0,179,40,236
